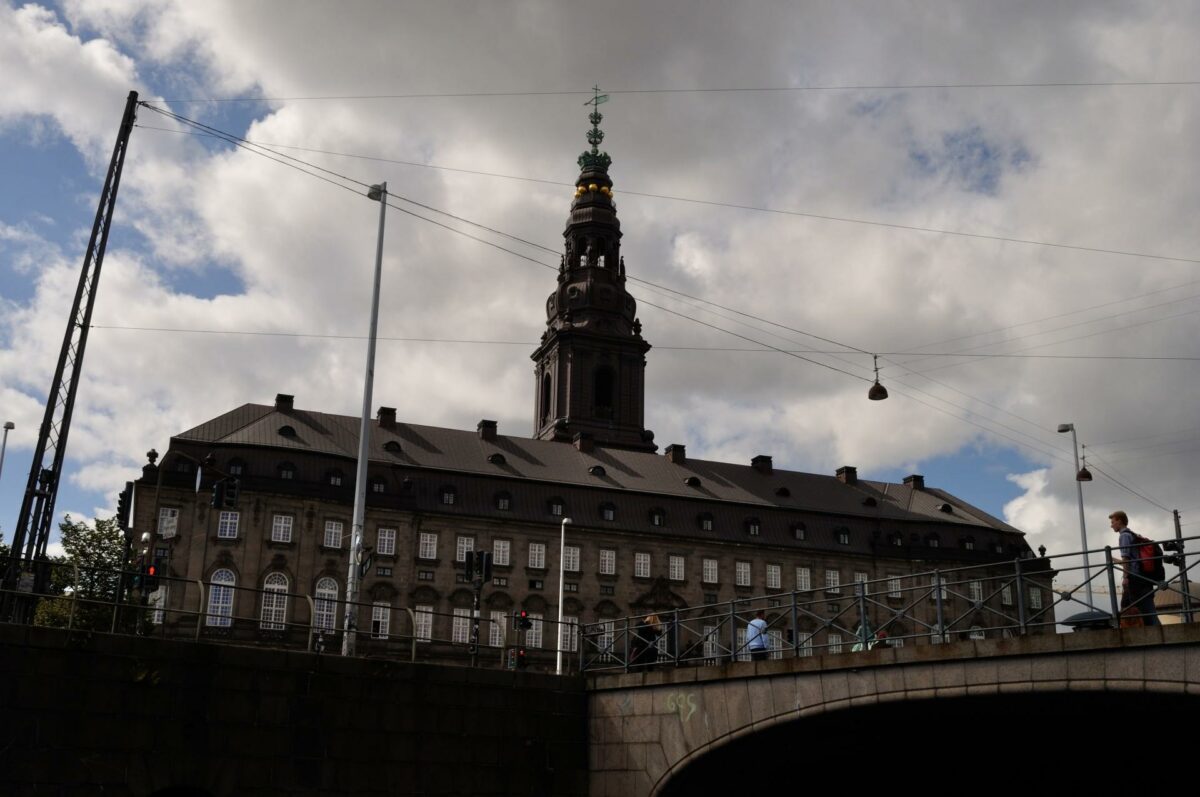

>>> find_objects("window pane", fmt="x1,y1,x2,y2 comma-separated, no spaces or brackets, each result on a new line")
599,549,616,575
493,539,510,566
324,520,343,548
372,602,391,639
529,543,546,569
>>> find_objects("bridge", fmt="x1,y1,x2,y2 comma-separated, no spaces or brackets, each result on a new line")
586,623,1200,796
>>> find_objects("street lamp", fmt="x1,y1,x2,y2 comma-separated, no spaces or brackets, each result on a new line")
1057,423,1094,606
556,517,572,675
0,421,13,482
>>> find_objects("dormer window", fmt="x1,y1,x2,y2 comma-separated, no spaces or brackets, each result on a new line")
227,459,246,477
279,463,295,480
548,498,565,517
684,476,701,488
792,523,806,541
650,509,665,527
327,470,344,487
775,487,791,498
963,538,975,551
370,479,385,494
487,453,507,465
278,425,296,437
746,518,761,537
495,492,512,511
892,534,903,547
928,536,941,548
698,513,714,532
588,465,606,477
836,528,850,545
383,440,402,454
440,487,457,506
599,503,616,522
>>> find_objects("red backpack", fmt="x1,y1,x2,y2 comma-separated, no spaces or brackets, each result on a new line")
1129,533,1166,581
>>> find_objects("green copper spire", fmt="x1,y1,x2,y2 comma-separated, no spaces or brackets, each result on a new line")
578,85,612,172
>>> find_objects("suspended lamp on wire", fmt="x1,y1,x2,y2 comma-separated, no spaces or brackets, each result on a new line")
868,354,889,401
1077,444,1093,482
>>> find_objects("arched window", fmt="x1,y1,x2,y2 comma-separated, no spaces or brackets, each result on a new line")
314,577,338,632
594,366,615,419
260,573,289,631
206,569,235,627
541,373,553,425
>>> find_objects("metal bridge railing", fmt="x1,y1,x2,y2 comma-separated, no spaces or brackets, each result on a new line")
580,534,1198,672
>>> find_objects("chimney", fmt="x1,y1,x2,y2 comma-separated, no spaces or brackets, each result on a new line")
573,432,593,453
665,444,686,464
836,465,858,485
751,454,773,474
903,474,925,490
477,419,497,441
274,393,294,412
377,406,397,430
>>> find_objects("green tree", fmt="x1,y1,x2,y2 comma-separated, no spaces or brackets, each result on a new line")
34,515,128,631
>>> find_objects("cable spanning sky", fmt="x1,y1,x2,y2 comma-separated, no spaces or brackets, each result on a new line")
1,1,1198,564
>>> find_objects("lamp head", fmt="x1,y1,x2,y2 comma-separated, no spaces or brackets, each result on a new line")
1056,423,1073,434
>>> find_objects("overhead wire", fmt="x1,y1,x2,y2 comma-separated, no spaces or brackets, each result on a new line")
135,105,1184,509
160,79,1200,103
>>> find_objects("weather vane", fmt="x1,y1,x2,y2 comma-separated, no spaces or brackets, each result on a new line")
578,85,611,171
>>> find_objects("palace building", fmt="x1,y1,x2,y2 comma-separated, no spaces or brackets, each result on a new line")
129,111,1045,667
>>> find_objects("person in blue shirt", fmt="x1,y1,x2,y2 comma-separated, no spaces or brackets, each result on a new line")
1110,510,1160,626
746,609,769,661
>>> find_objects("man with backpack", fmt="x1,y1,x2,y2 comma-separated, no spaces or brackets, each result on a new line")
1110,510,1161,626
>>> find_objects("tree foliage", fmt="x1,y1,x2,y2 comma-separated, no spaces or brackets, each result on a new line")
34,515,128,631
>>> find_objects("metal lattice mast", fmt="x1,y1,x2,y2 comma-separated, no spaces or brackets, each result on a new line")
4,91,139,594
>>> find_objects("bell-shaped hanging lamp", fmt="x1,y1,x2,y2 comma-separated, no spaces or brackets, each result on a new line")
868,354,889,401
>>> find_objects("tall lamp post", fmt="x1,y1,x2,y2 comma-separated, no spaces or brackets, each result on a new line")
1057,423,1095,606
556,517,572,675
342,182,388,658
0,422,13,483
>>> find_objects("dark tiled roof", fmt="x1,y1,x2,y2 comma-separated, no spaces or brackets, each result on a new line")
175,403,1022,535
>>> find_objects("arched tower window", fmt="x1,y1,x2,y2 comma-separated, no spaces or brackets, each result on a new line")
541,372,553,425
594,366,615,420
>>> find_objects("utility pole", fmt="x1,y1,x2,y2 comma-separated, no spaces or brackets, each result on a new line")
3,91,139,621
342,182,388,657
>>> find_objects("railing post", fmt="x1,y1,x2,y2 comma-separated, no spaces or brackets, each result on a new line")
1173,510,1193,624
194,579,205,642
856,589,868,649
67,562,79,631
790,590,800,657
728,599,737,663
672,609,680,667
1104,546,1121,629
623,616,630,673
1013,558,1027,634
933,569,945,643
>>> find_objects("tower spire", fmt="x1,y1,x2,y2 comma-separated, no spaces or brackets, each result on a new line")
530,94,655,452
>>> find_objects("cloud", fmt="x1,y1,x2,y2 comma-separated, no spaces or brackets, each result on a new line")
2,0,1198,545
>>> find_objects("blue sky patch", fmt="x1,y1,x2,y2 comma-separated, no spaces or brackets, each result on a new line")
909,125,1032,195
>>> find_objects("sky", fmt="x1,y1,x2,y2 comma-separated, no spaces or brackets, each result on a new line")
1,1,1197,601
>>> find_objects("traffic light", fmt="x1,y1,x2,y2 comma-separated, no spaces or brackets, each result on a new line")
1163,539,1184,567
513,609,533,631
463,550,475,580
224,478,239,508
144,559,160,591
211,478,226,508
116,482,133,531
516,648,528,669
130,554,145,590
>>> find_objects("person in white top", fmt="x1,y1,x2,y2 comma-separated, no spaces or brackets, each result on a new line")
746,609,769,661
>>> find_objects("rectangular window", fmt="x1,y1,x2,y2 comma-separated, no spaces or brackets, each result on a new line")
735,627,749,662
701,517,714,531
418,570,434,581
769,630,783,660
149,586,167,625
527,613,543,648
564,545,581,572
799,632,813,657
493,539,510,566
452,608,471,644
550,502,563,517
969,580,984,603
271,515,293,544
564,582,578,593
528,543,546,569
324,520,343,548
377,527,396,556
418,532,437,560
493,576,508,587
1029,587,1043,610
796,566,811,591
766,564,781,590
441,489,456,505
158,507,179,539
217,511,239,539
964,539,975,550
415,605,433,642
669,555,685,582
599,549,616,575
735,561,751,587
932,575,948,600
600,585,614,596
1001,584,1014,606
559,616,579,653
888,575,902,599
854,571,869,595
837,530,850,545
828,633,843,654
489,610,506,647
371,602,390,639
634,552,651,579
702,558,718,584
529,579,544,590
376,566,392,577
824,569,840,594
456,535,474,562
